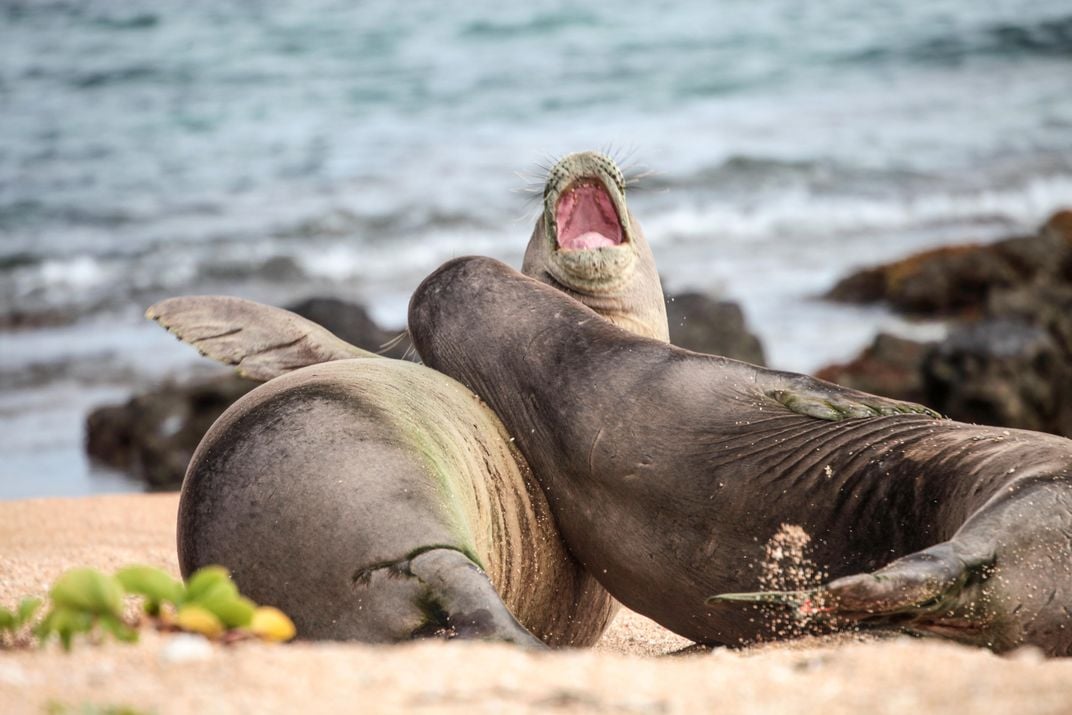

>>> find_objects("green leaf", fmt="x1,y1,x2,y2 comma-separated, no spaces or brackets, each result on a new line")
187,576,254,627
0,606,14,632
34,609,56,640
189,578,239,606
116,566,184,612
43,607,94,652
50,569,124,618
16,597,42,628
203,593,256,629
98,615,139,644
183,566,233,603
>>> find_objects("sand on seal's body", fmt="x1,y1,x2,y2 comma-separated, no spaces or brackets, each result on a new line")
2,494,1071,715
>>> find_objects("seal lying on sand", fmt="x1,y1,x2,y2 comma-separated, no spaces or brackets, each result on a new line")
408,256,1072,656
148,151,667,645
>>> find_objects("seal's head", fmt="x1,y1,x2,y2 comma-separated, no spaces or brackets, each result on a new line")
522,151,668,342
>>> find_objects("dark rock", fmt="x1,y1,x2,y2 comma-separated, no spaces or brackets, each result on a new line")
286,297,410,360
815,333,933,406
198,255,306,283
86,375,259,490
0,307,76,331
923,318,1072,435
825,210,1072,318
826,242,1026,316
988,281,1072,355
666,293,766,366
818,210,1072,437
256,256,306,282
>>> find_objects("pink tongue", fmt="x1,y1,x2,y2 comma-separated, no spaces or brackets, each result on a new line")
556,184,622,251
565,231,617,249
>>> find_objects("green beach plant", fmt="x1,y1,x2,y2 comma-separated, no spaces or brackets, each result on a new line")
0,596,42,638
1,565,295,652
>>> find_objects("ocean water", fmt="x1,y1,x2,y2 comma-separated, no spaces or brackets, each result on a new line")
2,0,1071,498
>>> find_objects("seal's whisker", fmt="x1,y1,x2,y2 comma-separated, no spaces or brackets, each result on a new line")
513,199,544,225
512,172,546,196
378,330,410,356
401,341,420,363
623,167,660,191
605,144,638,169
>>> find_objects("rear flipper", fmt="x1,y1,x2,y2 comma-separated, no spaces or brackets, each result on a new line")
353,547,544,648
821,542,988,624
823,480,1072,655
146,295,378,381
711,480,1072,655
712,541,990,631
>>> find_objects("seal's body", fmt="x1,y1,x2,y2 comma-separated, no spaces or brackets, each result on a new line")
408,256,1072,656
178,358,609,644
151,152,666,645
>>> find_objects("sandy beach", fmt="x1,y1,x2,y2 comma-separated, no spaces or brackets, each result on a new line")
0,494,1070,715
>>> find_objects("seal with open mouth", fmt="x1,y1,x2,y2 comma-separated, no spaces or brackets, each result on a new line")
408,256,1072,656
148,151,667,645
523,151,667,342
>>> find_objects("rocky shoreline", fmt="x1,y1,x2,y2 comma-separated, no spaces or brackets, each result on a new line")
820,210,1072,438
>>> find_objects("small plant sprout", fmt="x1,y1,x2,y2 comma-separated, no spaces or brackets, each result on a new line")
1,564,296,652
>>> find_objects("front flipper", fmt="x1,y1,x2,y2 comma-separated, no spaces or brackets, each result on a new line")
709,541,991,635
355,547,544,648
762,372,942,421
147,295,377,381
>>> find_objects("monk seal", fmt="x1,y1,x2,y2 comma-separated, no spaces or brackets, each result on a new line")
148,151,668,645
407,256,1072,656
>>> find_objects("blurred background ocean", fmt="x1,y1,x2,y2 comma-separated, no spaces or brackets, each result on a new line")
1,0,1071,498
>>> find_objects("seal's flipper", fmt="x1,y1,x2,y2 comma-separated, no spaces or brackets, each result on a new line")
763,373,942,422
822,543,983,619
408,548,545,648
147,295,376,381
710,542,990,631
352,547,544,648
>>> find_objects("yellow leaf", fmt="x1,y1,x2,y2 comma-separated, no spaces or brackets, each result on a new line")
175,605,224,638
249,607,296,642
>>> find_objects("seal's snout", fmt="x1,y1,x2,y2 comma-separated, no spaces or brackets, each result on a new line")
543,151,630,255
555,178,624,251
531,151,641,296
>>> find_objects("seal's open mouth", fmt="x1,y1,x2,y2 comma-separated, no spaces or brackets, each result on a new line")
555,179,624,251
